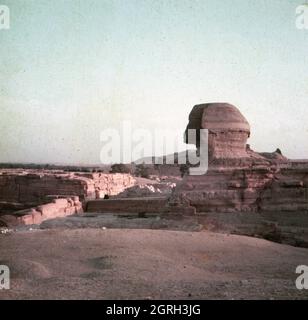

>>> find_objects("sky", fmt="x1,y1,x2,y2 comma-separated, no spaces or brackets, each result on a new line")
0,0,308,164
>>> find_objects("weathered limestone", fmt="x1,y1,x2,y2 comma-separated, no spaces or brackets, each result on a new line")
0,196,83,227
172,103,308,213
0,170,136,207
185,103,251,159
0,170,135,226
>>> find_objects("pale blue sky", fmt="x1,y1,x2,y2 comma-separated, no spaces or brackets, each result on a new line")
1,0,308,164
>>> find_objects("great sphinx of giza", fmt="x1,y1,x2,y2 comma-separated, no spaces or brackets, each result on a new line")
170,103,308,213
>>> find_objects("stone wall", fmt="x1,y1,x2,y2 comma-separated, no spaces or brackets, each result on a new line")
0,196,83,227
78,172,136,199
0,170,136,210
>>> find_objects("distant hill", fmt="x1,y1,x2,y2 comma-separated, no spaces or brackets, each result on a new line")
134,149,198,165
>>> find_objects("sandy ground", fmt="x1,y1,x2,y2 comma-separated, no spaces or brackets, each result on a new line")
0,228,308,300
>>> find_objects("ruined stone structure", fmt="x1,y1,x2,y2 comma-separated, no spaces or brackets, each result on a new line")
0,196,83,227
0,170,135,208
171,103,308,213
0,170,135,226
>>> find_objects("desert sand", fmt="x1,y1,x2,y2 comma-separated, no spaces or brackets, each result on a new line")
1,228,307,300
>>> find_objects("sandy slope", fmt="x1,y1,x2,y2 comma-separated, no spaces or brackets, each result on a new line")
0,229,308,300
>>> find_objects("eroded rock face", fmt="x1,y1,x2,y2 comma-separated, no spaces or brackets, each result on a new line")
0,170,136,208
0,170,136,225
172,103,308,213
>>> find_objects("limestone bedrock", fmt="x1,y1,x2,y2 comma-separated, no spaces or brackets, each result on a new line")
173,102,308,213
